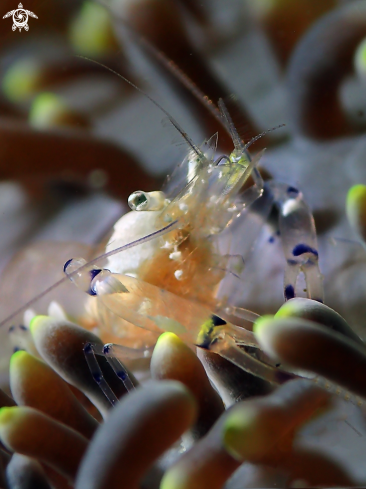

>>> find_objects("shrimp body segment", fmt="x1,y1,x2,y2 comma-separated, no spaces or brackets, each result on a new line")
64,132,263,340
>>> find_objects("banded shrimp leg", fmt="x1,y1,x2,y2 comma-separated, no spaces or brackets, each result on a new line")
220,179,324,306
268,181,324,302
83,342,154,405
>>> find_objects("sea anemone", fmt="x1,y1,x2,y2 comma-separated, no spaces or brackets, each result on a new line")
0,1,366,487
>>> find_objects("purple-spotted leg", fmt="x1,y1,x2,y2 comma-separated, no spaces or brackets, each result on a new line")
268,181,324,302
83,342,139,406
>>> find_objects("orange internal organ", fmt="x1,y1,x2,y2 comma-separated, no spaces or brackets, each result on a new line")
139,233,224,309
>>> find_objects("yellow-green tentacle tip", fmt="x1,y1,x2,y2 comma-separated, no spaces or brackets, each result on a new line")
252,315,274,336
222,408,259,461
346,184,366,210
346,184,366,238
69,1,116,56
29,315,49,335
275,301,298,318
156,332,181,348
355,37,366,79
9,349,29,370
0,406,17,426
160,468,186,489
2,59,41,103
29,92,67,128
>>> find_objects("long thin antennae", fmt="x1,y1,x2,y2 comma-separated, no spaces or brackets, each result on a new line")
96,1,282,151
244,124,285,150
0,220,178,329
76,55,204,160
88,220,178,265
218,98,285,151
95,0,225,131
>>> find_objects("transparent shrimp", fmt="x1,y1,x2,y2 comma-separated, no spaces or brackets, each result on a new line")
0,66,324,399
56,102,323,393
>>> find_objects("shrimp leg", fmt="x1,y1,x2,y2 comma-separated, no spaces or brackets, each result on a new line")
219,180,323,303
267,181,324,302
83,343,119,406
208,334,297,386
84,342,137,405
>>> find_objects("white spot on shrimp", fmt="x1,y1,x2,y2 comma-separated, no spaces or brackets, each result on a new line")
105,210,162,275
178,202,189,212
174,270,183,280
169,251,182,261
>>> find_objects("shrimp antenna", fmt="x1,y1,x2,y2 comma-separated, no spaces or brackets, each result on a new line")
95,0,225,130
244,124,285,150
218,98,284,151
76,55,204,160
0,220,178,329
96,2,283,149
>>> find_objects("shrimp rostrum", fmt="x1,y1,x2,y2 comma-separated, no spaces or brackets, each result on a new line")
55,98,323,396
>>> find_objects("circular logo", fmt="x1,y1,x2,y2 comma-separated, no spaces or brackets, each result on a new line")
3,3,37,32
13,8,28,30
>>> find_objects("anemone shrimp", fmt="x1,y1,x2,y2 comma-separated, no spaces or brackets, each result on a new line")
0,52,329,406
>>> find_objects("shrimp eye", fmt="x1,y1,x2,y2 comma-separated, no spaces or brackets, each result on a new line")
128,191,148,211
128,190,167,211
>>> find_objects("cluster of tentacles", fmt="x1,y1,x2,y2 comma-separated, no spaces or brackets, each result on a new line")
1,295,366,489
